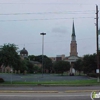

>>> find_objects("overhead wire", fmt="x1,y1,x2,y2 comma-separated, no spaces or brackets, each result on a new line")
0,3,98,5
0,10,95,22
0,9,95,21
0,10,95,15
0,17,95,22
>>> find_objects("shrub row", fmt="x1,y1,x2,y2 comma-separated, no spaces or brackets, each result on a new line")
87,73,100,78
0,78,5,83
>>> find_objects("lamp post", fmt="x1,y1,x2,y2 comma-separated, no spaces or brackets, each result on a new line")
10,67,12,84
40,33,46,77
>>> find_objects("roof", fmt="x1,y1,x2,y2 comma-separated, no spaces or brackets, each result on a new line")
20,48,28,55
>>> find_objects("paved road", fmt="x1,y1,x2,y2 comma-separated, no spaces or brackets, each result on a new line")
0,93,92,100
0,86,99,100
0,86,100,91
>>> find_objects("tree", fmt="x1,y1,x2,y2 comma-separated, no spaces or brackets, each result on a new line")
74,59,83,75
44,57,53,73
28,55,35,61
82,53,97,74
33,65,41,73
0,44,21,69
35,55,53,73
19,59,28,73
26,60,34,73
53,61,70,75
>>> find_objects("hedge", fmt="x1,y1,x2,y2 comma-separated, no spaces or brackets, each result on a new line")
0,78,5,83
87,73,100,78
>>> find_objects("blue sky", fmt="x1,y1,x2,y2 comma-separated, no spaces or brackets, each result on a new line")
0,0,100,57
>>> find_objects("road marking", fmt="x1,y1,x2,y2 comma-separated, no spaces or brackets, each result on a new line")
0,90,99,93
0,91,58,93
0,94,89,97
65,90,100,93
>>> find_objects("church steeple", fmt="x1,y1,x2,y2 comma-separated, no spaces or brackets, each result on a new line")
70,20,78,56
72,20,76,41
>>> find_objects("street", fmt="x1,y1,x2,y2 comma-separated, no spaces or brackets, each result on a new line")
0,93,91,100
0,86,100,91
0,86,100,100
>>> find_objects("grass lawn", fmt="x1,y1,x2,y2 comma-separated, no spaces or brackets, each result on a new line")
1,79,100,86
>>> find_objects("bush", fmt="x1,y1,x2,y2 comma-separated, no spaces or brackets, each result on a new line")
69,73,74,76
0,78,5,83
87,73,100,78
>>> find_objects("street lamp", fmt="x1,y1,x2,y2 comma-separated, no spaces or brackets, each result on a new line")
10,67,13,84
40,33,46,77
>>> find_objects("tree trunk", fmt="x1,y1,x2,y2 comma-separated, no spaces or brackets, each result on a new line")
79,71,81,76
61,72,63,76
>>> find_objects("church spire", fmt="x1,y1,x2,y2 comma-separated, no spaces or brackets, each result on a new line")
70,20,78,56
72,20,75,36
71,20,76,41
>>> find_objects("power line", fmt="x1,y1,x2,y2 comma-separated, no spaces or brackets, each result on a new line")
0,17,94,22
0,3,98,5
0,12,94,15
0,11,95,15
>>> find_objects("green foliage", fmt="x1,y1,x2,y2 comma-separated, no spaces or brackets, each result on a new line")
82,53,97,74
87,73,100,78
21,60,42,73
2,79,98,86
0,78,5,83
27,55,53,73
35,55,52,73
53,61,70,75
26,61,34,73
74,59,83,75
0,44,21,68
33,65,41,73
19,60,28,73
28,55,35,61
44,57,52,73
35,55,42,63
74,53,98,74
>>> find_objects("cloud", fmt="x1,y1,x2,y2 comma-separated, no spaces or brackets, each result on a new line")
52,27,67,34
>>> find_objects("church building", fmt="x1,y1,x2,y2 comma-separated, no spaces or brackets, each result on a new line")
67,21,80,75
50,20,80,75
67,21,79,65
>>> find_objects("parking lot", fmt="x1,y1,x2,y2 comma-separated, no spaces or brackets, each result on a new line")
0,73,91,82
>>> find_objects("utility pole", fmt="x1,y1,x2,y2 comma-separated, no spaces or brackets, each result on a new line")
96,5,100,82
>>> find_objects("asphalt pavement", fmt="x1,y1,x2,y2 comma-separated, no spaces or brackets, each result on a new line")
0,85,100,91
0,73,91,82
0,86,100,93
0,93,92,100
0,86,100,100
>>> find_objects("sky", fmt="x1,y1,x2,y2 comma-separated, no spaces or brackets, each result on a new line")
0,0,100,57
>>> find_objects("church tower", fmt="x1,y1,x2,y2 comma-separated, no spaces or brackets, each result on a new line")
70,21,78,56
